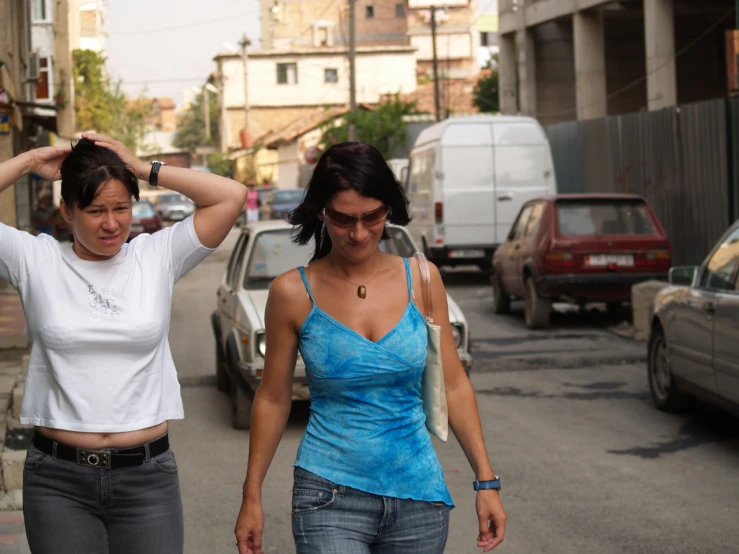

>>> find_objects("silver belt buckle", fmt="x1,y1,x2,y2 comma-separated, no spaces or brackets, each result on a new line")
76,448,112,469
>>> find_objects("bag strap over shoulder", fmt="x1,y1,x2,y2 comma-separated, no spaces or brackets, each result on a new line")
413,252,434,323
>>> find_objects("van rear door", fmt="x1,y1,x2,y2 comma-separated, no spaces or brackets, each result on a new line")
439,123,495,248
492,122,556,244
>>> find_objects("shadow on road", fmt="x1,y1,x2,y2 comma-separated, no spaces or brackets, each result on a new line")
608,403,739,459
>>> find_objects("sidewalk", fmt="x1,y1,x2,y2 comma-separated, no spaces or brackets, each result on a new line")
0,513,29,554
0,288,31,552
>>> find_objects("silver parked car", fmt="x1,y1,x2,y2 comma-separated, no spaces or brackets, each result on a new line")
153,193,196,222
648,221,739,415
212,220,475,429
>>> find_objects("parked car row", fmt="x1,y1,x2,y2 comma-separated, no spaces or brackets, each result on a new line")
212,221,474,429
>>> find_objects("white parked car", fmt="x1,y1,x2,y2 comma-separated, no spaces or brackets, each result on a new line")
212,220,475,429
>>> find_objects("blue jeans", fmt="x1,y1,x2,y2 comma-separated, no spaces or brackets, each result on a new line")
23,442,184,554
292,467,450,554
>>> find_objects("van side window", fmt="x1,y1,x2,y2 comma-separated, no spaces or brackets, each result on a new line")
408,148,434,196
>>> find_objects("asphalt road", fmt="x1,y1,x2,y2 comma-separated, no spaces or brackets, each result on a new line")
168,229,739,554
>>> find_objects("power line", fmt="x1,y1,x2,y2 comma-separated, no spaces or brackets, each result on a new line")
107,10,261,35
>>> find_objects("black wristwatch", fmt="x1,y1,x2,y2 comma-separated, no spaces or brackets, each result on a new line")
148,161,166,187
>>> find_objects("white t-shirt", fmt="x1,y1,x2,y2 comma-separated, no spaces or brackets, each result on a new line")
0,216,214,432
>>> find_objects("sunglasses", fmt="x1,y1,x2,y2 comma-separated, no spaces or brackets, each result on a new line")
322,205,391,228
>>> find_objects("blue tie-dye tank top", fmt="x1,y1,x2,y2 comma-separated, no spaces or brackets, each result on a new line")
294,257,453,506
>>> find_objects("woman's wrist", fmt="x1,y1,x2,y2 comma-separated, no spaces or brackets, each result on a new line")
134,160,150,182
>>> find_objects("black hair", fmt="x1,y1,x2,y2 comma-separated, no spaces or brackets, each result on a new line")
289,142,411,262
60,138,140,210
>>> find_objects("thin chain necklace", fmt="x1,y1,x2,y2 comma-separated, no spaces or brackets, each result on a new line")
330,253,383,299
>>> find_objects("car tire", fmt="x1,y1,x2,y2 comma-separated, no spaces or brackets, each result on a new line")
647,325,688,412
216,343,230,393
524,278,551,329
232,379,253,430
606,302,622,313
492,272,511,315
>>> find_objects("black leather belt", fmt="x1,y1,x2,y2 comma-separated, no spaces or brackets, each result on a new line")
32,432,169,469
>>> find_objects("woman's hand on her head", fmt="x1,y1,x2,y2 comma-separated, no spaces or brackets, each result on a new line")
476,490,507,552
234,498,265,554
81,132,149,180
27,146,71,181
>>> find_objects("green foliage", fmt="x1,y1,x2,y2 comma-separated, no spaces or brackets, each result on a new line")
207,151,234,179
72,49,153,153
319,96,418,160
473,57,500,113
174,91,220,154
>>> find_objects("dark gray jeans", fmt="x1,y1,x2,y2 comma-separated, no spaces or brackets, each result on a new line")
22,442,184,554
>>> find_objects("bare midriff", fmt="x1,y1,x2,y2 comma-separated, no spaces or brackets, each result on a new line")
36,421,169,449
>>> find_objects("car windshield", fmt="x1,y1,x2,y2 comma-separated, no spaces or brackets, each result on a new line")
556,200,656,236
272,190,304,204
132,202,156,218
243,226,418,289
158,194,190,204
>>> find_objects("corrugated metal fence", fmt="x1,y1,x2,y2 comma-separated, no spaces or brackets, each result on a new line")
544,98,739,266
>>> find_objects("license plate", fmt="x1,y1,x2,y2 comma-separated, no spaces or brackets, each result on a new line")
130,224,145,234
169,211,184,220
587,254,634,266
449,249,485,259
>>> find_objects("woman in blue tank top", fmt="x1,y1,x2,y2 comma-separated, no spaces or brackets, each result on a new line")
235,142,507,554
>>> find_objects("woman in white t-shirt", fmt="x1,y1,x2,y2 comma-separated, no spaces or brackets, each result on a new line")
0,133,247,554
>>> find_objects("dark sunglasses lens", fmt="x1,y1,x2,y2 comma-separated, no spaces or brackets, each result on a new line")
325,208,354,227
363,209,389,225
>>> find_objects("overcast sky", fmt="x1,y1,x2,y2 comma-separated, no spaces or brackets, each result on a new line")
105,0,498,107
105,0,262,105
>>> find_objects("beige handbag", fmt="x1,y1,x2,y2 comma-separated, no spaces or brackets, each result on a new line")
414,252,449,443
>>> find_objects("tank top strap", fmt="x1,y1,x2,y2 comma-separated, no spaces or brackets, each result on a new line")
403,257,414,304
297,267,316,306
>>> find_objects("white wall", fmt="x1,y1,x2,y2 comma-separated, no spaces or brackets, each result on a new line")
410,32,473,61
276,142,301,189
221,50,417,108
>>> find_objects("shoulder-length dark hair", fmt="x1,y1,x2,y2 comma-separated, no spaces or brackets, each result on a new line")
60,138,139,210
289,142,411,262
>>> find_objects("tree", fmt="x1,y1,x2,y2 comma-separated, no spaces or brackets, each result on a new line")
207,151,234,179
473,57,500,113
174,91,220,154
72,49,153,153
320,96,418,160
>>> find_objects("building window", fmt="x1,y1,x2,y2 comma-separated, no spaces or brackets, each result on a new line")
325,68,338,83
366,5,374,18
276,63,298,85
481,32,490,46
395,3,404,17
35,58,51,100
32,0,50,21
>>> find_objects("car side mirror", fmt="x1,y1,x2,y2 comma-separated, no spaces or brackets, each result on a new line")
669,266,697,286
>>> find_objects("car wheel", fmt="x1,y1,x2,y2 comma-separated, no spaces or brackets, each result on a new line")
524,278,551,329
216,343,230,393
492,272,511,315
232,379,253,430
647,325,688,412
606,302,622,313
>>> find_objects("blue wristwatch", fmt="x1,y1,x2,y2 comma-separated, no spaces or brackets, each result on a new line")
473,477,501,491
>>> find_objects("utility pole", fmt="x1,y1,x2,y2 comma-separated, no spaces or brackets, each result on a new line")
430,5,441,122
204,86,211,141
239,33,252,147
348,0,357,141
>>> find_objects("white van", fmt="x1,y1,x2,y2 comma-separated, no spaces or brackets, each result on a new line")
405,115,556,269
386,158,409,189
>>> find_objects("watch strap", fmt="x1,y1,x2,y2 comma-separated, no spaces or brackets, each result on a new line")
473,477,501,491
149,161,165,187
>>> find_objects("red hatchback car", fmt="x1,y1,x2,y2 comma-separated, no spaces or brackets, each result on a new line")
128,200,163,241
491,194,671,328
